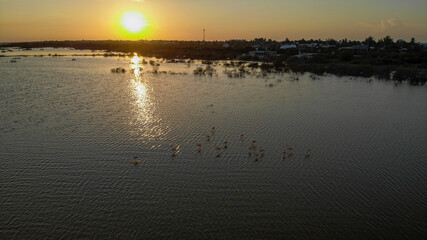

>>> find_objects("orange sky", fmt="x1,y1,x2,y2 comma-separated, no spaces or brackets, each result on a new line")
1,0,426,42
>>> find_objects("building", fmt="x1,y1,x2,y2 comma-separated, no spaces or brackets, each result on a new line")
299,43,318,48
339,45,368,51
280,44,297,49
248,51,278,58
320,44,336,48
294,51,315,58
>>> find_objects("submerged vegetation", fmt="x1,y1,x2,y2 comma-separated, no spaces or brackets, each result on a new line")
111,67,126,73
193,65,217,76
149,60,160,73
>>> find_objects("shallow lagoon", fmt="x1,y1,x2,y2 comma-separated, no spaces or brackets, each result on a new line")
1,50,426,239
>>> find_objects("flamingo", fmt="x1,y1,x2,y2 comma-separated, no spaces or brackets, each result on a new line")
282,151,287,159
305,149,311,158
215,146,222,158
240,133,245,141
249,140,256,150
259,149,265,158
254,153,259,161
171,147,179,157
196,143,202,153
287,147,294,157
223,140,228,149
132,156,141,165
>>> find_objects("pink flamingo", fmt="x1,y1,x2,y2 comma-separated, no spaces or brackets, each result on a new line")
223,140,228,149
287,147,294,157
215,146,222,158
171,147,179,157
240,133,245,141
305,149,311,158
259,149,265,158
132,156,141,165
249,140,256,150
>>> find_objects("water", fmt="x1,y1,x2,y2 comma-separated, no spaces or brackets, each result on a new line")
1,50,426,239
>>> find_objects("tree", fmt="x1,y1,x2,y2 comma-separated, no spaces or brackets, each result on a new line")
326,38,337,45
253,38,266,43
364,36,375,51
382,36,394,47
364,36,375,46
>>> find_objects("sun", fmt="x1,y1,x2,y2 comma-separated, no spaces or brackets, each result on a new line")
121,11,149,33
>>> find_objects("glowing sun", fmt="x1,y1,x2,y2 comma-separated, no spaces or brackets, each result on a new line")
121,11,148,33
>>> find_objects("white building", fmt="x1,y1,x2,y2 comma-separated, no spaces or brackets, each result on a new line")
320,44,336,48
299,43,318,48
280,44,297,49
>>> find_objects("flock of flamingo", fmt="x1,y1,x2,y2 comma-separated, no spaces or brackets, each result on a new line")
131,127,311,165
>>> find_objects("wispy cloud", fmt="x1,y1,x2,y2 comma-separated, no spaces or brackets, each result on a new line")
358,18,400,33
386,19,396,27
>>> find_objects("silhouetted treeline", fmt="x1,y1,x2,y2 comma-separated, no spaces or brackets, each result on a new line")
2,40,250,60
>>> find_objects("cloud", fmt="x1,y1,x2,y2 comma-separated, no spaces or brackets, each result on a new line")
358,18,400,33
386,18,396,27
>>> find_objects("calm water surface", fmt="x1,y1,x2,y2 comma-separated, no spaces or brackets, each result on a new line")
1,50,426,239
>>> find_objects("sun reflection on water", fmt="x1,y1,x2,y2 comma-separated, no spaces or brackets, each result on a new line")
129,53,165,140
130,53,144,78
131,78,150,114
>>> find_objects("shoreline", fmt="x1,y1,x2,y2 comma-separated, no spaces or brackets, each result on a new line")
2,41,426,85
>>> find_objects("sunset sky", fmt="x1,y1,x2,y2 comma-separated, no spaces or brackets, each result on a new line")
1,0,426,42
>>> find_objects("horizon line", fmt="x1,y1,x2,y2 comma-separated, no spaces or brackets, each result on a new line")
1,36,426,44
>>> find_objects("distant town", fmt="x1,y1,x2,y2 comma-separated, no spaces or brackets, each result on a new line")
1,36,426,85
